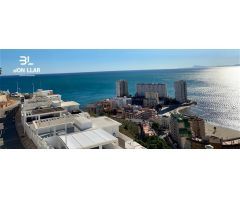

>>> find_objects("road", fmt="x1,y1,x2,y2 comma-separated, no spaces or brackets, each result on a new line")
0,107,24,149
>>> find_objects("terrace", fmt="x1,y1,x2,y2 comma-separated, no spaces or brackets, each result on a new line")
26,114,121,149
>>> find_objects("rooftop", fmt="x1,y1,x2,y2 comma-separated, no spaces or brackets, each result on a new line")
59,128,118,149
61,101,80,107
32,115,73,129
91,116,121,128
31,107,65,115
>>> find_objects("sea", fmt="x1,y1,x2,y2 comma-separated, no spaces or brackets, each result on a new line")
1,66,240,131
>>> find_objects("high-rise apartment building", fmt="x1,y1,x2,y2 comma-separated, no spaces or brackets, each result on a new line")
116,80,129,97
136,83,167,97
174,80,187,103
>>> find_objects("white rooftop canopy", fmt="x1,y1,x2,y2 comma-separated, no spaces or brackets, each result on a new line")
59,128,118,149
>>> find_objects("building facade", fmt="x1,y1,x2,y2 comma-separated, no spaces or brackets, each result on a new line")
169,113,191,148
116,80,129,97
143,92,159,107
112,97,132,108
136,83,167,98
174,80,187,103
189,117,205,139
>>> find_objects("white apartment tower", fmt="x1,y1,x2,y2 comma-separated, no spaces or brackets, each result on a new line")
174,80,187,103
116,80,129,97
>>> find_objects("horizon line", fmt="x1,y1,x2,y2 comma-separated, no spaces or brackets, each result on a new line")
0,64,239,76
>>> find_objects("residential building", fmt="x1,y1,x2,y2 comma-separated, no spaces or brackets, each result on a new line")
151,115,170,128
174,80,187,103
189,116,205,139
143,92,159,107
117,132,145,149
112,96,132,108
21,89,144,149
136,83,167,98
116,80,128,97
34,89,54,96
131,96,144,106
169,113,191,148
86,103,104,116
24,113,122,149
60,101,80,112
142,122,156,136
134,108,157,120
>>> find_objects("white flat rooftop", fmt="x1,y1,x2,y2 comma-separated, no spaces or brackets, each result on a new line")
61,101,80,107
33,115,74,129
59,128,118,149
91,116,121,128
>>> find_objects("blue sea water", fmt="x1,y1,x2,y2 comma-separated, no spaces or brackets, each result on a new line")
1,67,240,131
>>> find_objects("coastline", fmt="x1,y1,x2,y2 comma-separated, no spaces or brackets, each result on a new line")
205,122,240,140
177,105,240,140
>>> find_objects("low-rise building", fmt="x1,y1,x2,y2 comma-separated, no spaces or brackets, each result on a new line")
151,115,170,128
24,113,122,149
112,96,132,108
60,101,80,112
142,122,156,136
21,89,144,149
134,108,157,120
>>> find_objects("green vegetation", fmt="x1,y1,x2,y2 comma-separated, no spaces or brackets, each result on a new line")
151,122,160,132
136,136,170,149
114,118,140,139
111,118,171,149
151,122,167,136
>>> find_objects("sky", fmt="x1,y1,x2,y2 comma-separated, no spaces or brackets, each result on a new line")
0,49,239,75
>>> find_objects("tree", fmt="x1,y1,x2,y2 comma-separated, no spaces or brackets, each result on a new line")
137,136,170,149
151,122,160,132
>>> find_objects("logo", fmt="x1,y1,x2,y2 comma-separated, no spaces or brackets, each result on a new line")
19,56,34,66
13,56,41,74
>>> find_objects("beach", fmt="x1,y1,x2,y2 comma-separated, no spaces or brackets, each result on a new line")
177,105,240,140
205,123,240,140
